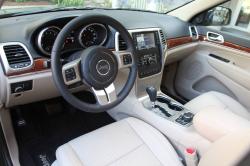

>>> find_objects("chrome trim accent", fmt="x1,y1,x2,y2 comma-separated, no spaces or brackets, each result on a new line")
37,26,61,56
78,23,108,48
115,28,166,52
92,83,117,105
189,25,199,40
105,83,117,103
96,59,110,76
0,42,34,75
207,31,224,44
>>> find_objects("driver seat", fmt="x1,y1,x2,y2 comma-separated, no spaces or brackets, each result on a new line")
52,118,250,166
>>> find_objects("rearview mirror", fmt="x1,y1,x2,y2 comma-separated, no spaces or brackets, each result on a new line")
192,6,232,26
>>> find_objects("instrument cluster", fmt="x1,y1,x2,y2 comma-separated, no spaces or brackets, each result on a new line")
36,23,108,56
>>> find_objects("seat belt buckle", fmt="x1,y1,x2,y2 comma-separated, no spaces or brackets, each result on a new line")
184,147,198,166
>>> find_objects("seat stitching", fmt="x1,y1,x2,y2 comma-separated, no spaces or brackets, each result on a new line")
104,143,144,166
124,120,164,166
67,143,84,166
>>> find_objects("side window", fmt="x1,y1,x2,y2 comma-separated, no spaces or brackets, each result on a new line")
191,1,232,26
191,0,250,32
234,0,250,30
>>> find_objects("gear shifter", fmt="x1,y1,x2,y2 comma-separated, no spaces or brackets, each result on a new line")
146,86,157,108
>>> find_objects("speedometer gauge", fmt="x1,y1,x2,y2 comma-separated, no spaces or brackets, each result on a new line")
80,27,98,47
37,26,60,55
79,23,107,48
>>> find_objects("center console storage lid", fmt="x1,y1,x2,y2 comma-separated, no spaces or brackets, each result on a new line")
193,106,250,142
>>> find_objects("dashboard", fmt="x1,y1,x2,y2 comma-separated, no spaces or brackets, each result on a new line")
0,9,192,107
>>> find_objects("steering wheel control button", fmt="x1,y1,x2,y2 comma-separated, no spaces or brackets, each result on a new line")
96,60,111,76
123,54,132,65
65,68,76,82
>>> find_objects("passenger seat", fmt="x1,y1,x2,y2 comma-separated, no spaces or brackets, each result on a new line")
185,91,250,120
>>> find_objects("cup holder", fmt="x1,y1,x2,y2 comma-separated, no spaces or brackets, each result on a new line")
156,96,183,112
168,103,183,111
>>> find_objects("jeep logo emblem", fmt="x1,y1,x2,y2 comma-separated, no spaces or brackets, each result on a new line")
96,60,110,76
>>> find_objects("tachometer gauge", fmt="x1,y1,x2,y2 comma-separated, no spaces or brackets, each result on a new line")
79,23,107,48
37,26,61,55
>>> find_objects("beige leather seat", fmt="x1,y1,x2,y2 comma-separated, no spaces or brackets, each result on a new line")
185,91,250,120
52,117,250,166
52,118,183,166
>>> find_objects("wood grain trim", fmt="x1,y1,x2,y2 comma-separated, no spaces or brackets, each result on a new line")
167,36,193,49
7,58,50,77
223,42,250,53
199,35,250,53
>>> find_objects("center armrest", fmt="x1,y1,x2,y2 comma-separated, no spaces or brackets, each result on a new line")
193,106,250,142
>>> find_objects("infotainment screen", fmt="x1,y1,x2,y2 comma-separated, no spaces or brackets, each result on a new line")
136,33,156,50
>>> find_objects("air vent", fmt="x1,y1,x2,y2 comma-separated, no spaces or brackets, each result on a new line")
0,42,33,74
118,35,127,51
159,30,166,49
189,26,199,40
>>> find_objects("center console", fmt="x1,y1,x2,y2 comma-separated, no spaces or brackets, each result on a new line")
143,93,194,127
132,31,162,78
116,28,193,126
111,27,211,157
144,86,194,127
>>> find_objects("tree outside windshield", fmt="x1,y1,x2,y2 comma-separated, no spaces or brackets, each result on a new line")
1,0,193,13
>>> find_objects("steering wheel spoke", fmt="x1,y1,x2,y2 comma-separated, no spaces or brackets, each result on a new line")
92,83,117,105
62,58,82,86
113,51,134,69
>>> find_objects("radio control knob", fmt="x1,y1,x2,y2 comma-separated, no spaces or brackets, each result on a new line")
182,112,194,123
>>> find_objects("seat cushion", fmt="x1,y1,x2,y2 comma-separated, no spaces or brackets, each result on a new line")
198,129,250,166
52,117,183,166
185,91,250,120
193,106,250,141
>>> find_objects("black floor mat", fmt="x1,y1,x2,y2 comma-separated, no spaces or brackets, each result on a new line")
11,96,115,166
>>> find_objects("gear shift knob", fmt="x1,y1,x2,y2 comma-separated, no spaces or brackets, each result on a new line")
146,87,157,107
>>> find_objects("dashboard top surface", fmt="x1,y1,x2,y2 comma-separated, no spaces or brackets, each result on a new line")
0,9,190,58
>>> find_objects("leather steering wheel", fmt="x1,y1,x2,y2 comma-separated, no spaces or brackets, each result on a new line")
51,14,137,113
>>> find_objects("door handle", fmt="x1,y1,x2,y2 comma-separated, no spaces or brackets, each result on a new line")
207,31,224,43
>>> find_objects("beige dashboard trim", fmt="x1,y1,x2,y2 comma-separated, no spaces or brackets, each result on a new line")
0,108,21,166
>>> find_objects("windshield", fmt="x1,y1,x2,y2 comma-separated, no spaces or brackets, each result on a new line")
0,0,193,16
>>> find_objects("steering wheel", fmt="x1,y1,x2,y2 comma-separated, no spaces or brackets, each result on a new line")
51,14,137,113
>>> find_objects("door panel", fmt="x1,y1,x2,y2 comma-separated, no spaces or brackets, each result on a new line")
175,41,250,110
